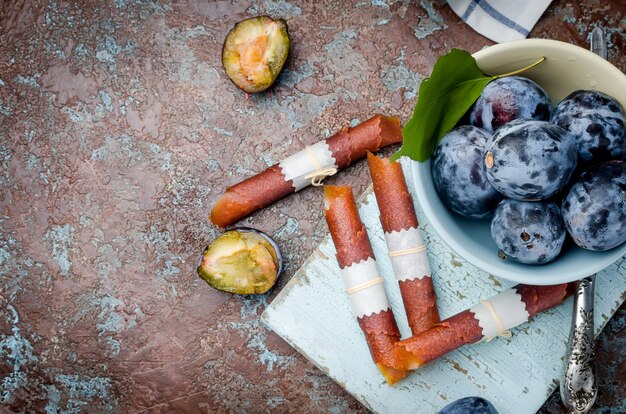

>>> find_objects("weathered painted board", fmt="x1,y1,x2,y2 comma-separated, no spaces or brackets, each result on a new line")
262,159,626,414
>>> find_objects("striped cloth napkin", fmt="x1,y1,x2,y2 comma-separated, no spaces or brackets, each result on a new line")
448,0,553,43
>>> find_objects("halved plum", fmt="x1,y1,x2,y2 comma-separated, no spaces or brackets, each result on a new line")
222,16,290,93
198,228,282,294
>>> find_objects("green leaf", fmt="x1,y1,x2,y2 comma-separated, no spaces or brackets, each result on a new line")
391,49,494,162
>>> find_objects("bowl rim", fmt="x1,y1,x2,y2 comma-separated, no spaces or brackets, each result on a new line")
410,38,626,285
473,38,626,81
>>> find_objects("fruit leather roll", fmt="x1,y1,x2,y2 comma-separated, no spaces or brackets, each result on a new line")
210,115,402,227
394,283,575,370
323,185,409,384
367,153,440,336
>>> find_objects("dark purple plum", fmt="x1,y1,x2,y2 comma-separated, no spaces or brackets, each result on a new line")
552,90,625,165
469,76,553,132
432,126,503,219
439,397,499,414
562,160,626,251
491,199,566,264
484,120,577,200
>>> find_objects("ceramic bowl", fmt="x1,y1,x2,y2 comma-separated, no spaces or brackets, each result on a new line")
411,39,626,285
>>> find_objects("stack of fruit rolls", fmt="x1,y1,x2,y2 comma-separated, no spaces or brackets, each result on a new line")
210,115,402,227
323,185,409,384
394,283,575,370
367,153,440,335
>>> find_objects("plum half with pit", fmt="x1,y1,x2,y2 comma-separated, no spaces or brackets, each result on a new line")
562,160,626,251
469,76,553,132
552,90,626,166
491,199,566,265
431,125,503,219
484,120,577,200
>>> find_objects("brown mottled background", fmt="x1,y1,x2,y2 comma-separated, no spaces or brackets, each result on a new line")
0,0,624,413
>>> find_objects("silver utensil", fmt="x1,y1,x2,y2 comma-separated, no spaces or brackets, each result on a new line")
590,26,608,59
559,26,606,414
560,275,597,413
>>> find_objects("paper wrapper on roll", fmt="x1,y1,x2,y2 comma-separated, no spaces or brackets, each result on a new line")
367,153,440,337
323,185,409,384
394,283,575,370
210,115,403,227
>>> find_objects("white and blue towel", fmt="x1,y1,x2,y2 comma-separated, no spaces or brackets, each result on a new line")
448,0,553,43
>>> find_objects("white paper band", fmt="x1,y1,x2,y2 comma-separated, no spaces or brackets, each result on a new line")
384,227,431,282
470,288,530,341
341,257,390,318
278,140,338,191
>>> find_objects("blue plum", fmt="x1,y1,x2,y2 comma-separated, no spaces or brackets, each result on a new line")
432,126,503,219
552,90,625,166
491,199,566,264
484,120,577,200
439,397,499,414
562,160,626,251
469,76,553,132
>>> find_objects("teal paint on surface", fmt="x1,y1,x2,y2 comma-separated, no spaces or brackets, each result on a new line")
277,62,316,89
44,224,76,277
0,305,38,403
380,50,422,100
414,0,448,39
44,384,61,414
53,374,115,413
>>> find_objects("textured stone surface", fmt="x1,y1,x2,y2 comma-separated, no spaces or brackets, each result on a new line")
0,0,624,412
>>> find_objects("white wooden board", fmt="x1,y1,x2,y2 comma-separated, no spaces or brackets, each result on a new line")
262,159,626,414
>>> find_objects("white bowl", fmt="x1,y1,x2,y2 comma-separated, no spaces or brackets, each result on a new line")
411,39,626,285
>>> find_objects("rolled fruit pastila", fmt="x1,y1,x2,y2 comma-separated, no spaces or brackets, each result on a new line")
323,185,409,384
367,153,440,336
210,115,403,227
393,283,575,370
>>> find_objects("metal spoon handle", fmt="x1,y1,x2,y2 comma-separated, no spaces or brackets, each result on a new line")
591,27,608,60
560,276,597,413
559,26,606,414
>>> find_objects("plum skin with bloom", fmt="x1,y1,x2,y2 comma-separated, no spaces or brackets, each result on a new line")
439,397,499,414
469,76,553,133
562,160,626,251
552,90,626,166
431,125,503,219
491,199,566,265
484,119,577,200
